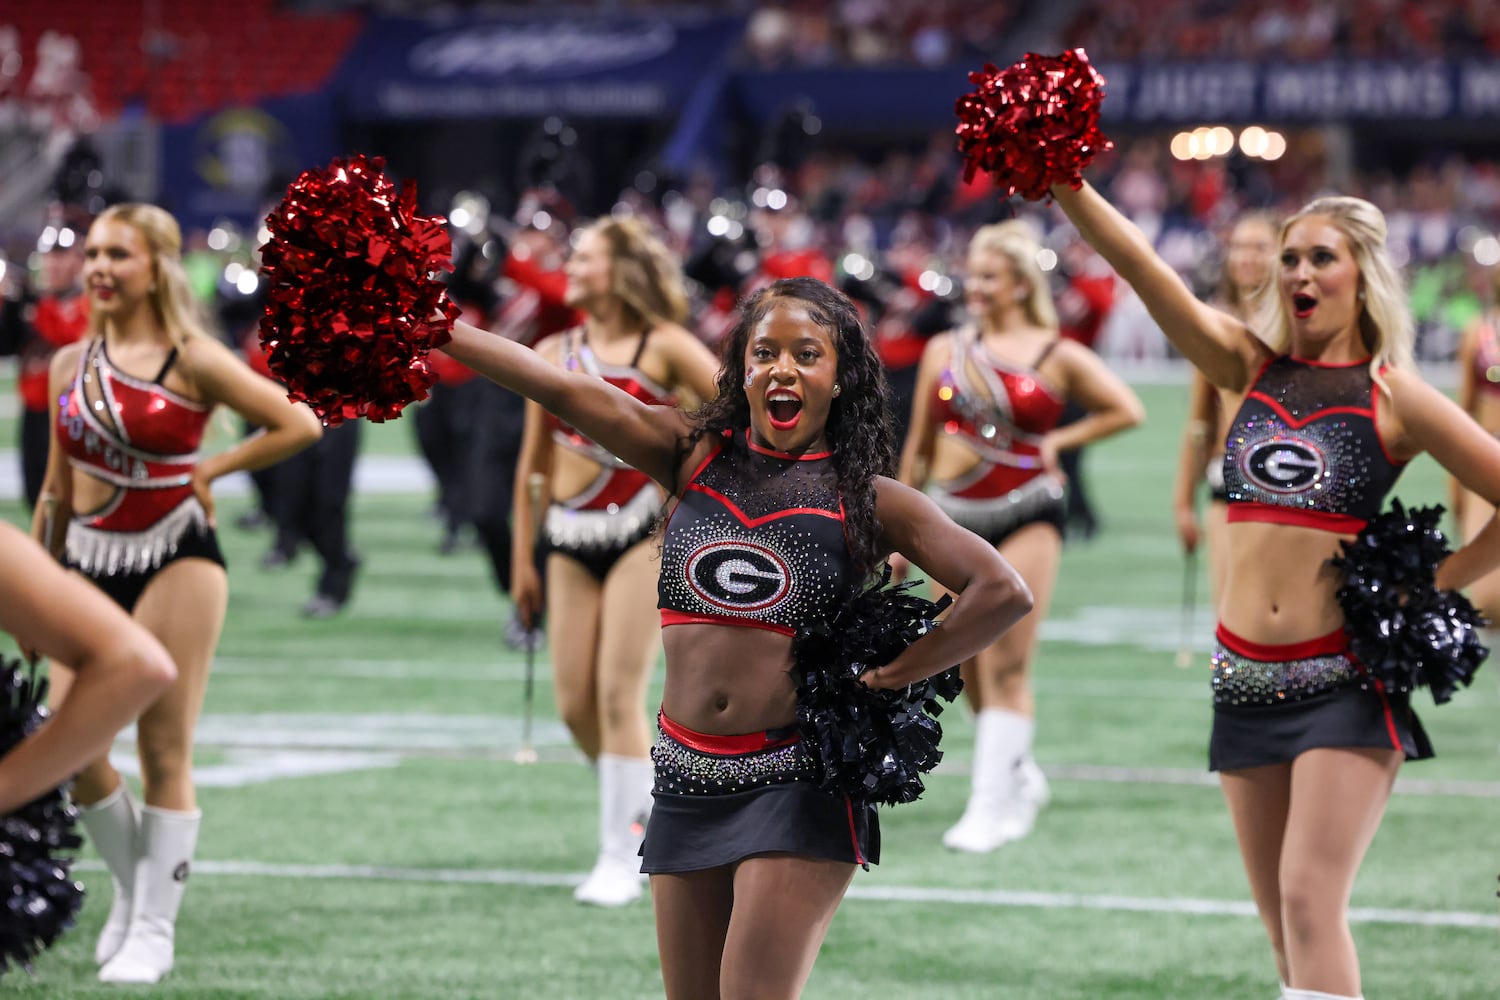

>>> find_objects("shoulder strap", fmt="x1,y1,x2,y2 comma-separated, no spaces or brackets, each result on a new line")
1029,338,1060,371
628,327,651,368
152,347,180,384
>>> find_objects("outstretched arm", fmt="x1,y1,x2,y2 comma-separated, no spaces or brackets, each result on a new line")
0,523,177,813
862,478,1034,689
1051,182,1267,391
442,318,691,488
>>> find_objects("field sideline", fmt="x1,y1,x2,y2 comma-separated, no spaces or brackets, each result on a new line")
0,382,1496,999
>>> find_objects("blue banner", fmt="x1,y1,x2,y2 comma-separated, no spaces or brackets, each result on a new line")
1096,60,1500,124
731,60,1500,131
336,15,745,120
158,92,339,233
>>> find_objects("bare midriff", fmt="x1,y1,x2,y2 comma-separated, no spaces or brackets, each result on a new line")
661,623,800,735
1219,520,1351,642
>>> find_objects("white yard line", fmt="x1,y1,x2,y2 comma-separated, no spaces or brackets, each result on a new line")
69,858,1499,930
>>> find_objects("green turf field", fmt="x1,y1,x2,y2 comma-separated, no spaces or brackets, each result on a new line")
1,382,1496,999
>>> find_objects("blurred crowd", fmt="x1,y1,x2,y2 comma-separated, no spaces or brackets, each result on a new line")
1064,0,1500,62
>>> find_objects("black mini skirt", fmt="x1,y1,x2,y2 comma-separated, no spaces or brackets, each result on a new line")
639,712,879,874
1209,624,1432,772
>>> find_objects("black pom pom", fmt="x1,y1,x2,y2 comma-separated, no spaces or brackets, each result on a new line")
0,659,85,976
1330,499,1488,705
792,566,960,807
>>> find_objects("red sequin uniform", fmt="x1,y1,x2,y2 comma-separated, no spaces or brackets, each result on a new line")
541,327,675,576
925,329,1067,542
56,339,212,575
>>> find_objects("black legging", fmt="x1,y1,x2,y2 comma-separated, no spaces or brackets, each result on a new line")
271,419,363,601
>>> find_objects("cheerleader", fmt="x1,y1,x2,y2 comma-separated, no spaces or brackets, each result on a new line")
509,217,719,906
442,276,1032,998
1052,182,1500,1000
895,221,1142,852
35,204,321,984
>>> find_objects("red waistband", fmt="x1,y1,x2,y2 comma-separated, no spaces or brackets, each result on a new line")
1227,503,1366,534
1215,623,1350,661
659,609,795,637
657,711,800,754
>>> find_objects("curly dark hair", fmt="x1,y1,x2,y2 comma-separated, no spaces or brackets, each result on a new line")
684,277,897,579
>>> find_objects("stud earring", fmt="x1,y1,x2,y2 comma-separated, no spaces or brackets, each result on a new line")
832,383,841,397
744,371,755,387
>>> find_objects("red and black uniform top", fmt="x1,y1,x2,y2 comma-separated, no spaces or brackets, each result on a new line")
658,429,851,636
929,330,1066,498
1223,355,1405,534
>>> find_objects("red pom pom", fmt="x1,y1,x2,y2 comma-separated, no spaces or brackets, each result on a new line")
955,48,1113,202
257,155,459,426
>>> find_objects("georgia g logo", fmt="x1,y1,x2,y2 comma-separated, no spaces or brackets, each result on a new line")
1241,438,1325,494
686,540,791,612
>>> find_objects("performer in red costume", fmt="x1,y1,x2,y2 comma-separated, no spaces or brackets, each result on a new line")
440,275,1032,998
895,220,1142,852
510,216,720,907
35,204,320,985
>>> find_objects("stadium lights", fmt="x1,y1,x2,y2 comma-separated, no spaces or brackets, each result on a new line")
1170,125,1287,162
1036,248,1058,272
1474,236,1500,267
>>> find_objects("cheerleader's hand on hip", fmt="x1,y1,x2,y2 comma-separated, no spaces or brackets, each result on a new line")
191,467,217,529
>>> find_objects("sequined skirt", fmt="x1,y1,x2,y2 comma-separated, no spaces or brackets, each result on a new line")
640,713,879,874
1209,625,1432,771
929,474,1066,547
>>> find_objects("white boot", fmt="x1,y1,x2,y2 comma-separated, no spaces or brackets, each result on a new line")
98,806,201,984
1283,990,1363,1000
943,709,1031,853
996,746,1049,844
574,754,651,907
78,783,140,965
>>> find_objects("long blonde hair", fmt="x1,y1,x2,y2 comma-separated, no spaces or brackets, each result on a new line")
589,216,688,332
968,221,1059,331
1252,196,1414,388
88,203,213,353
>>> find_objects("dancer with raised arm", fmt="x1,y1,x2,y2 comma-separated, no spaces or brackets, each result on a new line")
1051,181,1500,1000
444,276,1033,999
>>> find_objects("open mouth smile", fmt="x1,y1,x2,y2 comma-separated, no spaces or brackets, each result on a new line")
767,389,803,430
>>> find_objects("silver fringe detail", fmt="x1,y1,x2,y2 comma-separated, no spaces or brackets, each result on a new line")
66,498,207,576
544,484,659,554
929,474,1065,542
1211,642,1363,706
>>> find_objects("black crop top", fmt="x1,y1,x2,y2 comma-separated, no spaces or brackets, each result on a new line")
658,429,852,636
1223,355,1405,533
